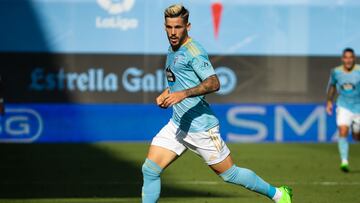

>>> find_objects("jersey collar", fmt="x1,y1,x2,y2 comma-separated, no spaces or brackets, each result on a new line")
181,37,192,47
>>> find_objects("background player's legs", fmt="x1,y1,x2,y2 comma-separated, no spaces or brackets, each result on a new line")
338,125,349,169
351,118,360,141
336,107,352,171
210,155,282,202
142,145,178,203
352,130,360,141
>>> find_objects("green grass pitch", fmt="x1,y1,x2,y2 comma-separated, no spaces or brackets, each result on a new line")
0,143,359,203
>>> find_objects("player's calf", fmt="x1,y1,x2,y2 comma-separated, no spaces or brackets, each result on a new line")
219,165,288,202
142,159,163,203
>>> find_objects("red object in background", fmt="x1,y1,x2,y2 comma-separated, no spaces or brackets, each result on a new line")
0,104,4,116
211,1,223,39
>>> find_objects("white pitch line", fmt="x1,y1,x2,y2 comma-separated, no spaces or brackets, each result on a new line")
171,181,360,186
1,181,360,186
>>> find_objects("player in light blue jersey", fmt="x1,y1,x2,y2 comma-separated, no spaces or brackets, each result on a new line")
141,4,292,203
326,48,360,172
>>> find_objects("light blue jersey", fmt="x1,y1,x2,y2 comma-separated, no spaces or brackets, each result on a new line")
328,64,360,113
165,38,219,132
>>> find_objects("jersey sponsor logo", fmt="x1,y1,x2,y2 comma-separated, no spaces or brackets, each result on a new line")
166,66,176,86
0,108,43,143
341,83,355,92
95,0,139,31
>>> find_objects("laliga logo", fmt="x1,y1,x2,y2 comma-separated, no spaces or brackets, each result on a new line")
0,108,43,143
97,0,135,15
96,0,139,31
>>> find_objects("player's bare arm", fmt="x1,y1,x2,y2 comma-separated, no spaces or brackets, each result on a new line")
161,75,220,108
184,75,220,97
326,84,337,115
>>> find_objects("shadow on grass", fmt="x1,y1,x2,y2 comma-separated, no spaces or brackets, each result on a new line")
349,169,360,174
0,144,233,199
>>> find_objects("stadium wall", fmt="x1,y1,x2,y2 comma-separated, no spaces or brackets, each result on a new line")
1,0,358,143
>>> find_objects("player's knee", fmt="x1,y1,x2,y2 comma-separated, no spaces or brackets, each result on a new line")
142,159,163,179
338,126,349,136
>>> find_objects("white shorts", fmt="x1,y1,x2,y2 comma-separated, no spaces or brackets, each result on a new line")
151,120,231,165
336,107,360,133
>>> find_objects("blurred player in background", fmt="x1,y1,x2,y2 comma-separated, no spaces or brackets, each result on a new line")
0,75,4,115
141,4,292,203
326,48,360,172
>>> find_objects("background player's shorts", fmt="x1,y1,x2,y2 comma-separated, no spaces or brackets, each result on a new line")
336,106,360,133
151,120,230,165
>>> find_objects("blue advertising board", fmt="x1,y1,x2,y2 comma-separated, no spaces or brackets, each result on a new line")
0,0,360,55
0,104,341,143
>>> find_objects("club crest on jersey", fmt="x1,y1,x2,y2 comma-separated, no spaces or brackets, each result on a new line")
174,56,179,65
166,66,176,86
173,55,183,66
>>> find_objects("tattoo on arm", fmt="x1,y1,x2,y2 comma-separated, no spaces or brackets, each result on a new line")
327,85,337,102
184,75,220,97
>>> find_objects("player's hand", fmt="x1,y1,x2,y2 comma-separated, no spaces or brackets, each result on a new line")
326,101,333,115
161,91,187,108
156,89,170,108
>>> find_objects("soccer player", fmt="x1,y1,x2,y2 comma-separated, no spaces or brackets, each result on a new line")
326,48,360,172
141,4,292,203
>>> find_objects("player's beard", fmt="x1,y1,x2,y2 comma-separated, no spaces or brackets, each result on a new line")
169,32,188,51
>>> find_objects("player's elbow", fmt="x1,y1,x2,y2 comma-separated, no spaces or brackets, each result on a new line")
213,77,220,92
214,82,220,92
206,75,220,93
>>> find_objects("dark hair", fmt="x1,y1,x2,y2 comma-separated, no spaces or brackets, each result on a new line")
343,47,355,56
164,4,189,23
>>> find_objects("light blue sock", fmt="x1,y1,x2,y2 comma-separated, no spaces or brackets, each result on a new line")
142,159,163,203
220,165,276,199
338,137,349,161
